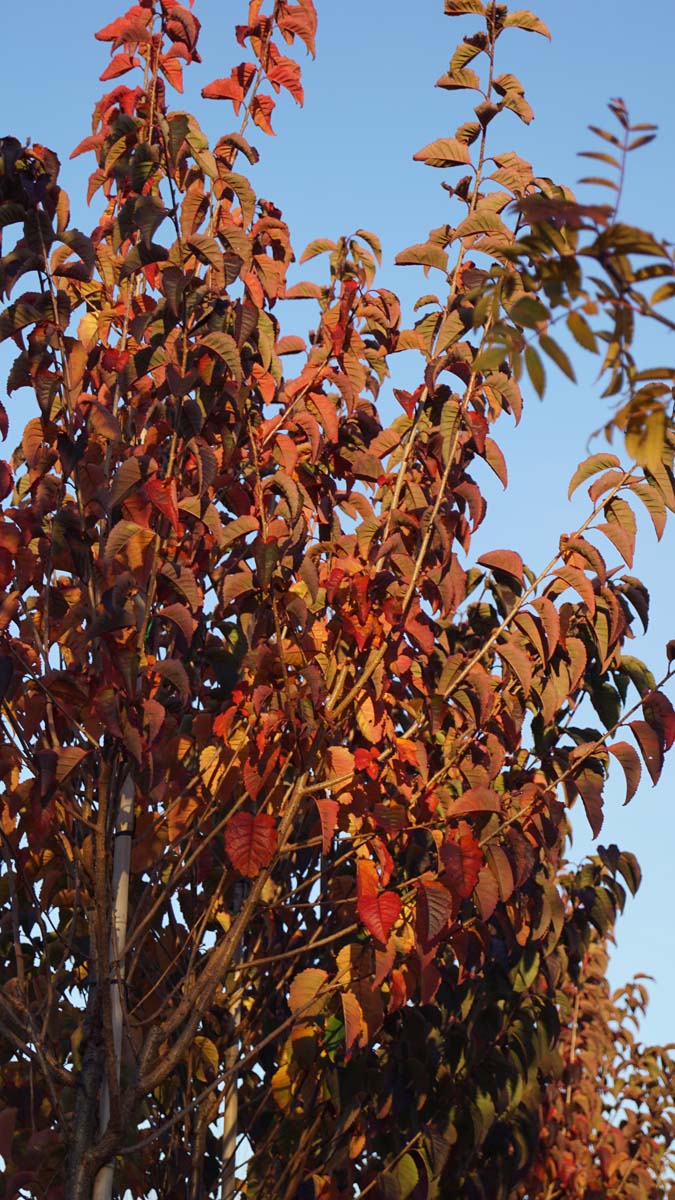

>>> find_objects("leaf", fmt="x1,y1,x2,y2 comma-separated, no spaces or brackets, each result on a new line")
300,238,337,264
630,720,663,786
198,331,242,380
643,690,675,751
145,477,180,533
575,767,604,837
445,0,485,12
193,1036,219,1082
221,515,259,548
326,746,355,784
289,967,329,1017
609,741,642,805
568,452,622,499
477,549,524,585
412,138,472,168
551,565,596,615
395,241,448,273
355,228,383,265
56,747,90,784
315,798,339,853
357,860,401,945
271,1064,292,1113
341,990,365,1057
496,639,533,695
503,9,551,37
447,787,501,816
441,831,482,898
566,310,598,353
225,812,277,877
380,1154,420,1200
539,334,576,382
454,211,507,239
524,344,545,398
417,878,454,943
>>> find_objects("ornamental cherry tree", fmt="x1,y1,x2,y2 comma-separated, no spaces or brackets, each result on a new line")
1,1,675,1198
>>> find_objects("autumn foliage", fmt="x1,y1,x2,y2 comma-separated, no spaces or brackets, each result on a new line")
1,1,675,1197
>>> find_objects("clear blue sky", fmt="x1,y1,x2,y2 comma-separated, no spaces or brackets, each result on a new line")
2,1,674,1045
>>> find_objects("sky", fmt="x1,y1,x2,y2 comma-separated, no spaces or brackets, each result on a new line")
1,1,675,1047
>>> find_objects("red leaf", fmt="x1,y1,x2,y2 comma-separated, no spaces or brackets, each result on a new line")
630,719,664,785
417,878,454,944
643,690,675,751
326,746,354,786
145,477,180,533
267,54,304,104
202,76,245,107
474,866,499,920
100,52,140,80
357,860,400,946
530,596,560,659
441,831,482,898
575,767,604,837
496,639,533,695
251,94,276,135
225,812,277,877
95,8,151,46
0,460,12,501
608,741,642,805
315,798,338,853
277,1,317,56
477,548,524,585
447,787,501,817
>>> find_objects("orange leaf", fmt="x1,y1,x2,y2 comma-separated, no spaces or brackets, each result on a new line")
225,812,277,877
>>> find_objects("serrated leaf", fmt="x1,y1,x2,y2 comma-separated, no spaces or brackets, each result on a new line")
454,211,507,240
300,238,337,263
630,720,663,785
568,452,621,499
198,331,241,380
225,812,277,877
289,968,329,1017
608,741,641,805
503,9,551,37
413,137,472,169
418,878,454,943
395,241,448,273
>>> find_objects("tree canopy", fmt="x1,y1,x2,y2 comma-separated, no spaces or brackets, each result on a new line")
1,2,675,1198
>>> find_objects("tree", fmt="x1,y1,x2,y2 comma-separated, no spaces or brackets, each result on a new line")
1,0,675,1197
